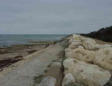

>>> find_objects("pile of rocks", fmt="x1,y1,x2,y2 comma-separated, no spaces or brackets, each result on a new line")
63,34,112,86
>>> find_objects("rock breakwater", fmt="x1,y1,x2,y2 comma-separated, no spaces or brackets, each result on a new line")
63,34,112,86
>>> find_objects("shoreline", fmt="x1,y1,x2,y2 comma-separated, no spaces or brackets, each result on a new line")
0,34,71,71
0,40,57,71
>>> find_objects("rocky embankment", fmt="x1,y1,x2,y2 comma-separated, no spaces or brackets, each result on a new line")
62,34,112,86
29,34,112,86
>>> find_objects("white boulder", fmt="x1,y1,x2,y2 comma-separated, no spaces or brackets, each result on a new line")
65,48,73,58
39,76,56,86
96,44,112,49
82,38,97,50
62,73,76,86
68,41,82,49
72,34,82,41
66,48,95,63
94,47,112,70
63,58,111,86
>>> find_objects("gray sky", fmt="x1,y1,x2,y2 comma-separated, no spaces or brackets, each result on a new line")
0,0,112,34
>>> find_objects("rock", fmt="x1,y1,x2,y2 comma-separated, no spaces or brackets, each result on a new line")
69,35,82,46
102,44,112,48
72,34,82,41
81,37,97,50
68,41,82,49
62,73,76,86
71,34,112,50
45,62,63,86
65,47,95,63
72,34,99,50
96,44,112,49
73,48,95,63
64,82,84,86
78,46,84,49
39,76,56,86
104,77,112,86
69,38,74,44
65,48,73,58
94,47,112,70
63,58,111,86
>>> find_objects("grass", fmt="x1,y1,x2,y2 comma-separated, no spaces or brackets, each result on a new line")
33,75,44,86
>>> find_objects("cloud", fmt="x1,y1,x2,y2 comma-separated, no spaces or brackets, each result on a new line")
0,0,112,34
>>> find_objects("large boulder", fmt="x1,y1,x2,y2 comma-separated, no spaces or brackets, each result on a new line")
72,34,99,50
45,62,63,86
65,47,95,63
68,41,82,49
72,34,82,41
39,76,56,86
62,73,76,86
63,58,111,86
94,47,112,70
65,48,73,58
95,44,112,49
81,37,98,50
70,34,112,50
62,73,84,86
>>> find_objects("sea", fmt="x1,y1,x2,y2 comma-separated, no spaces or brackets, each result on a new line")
0,34,68,47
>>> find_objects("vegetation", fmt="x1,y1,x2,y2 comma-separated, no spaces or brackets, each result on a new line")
33,75,44,86
81,26,112,42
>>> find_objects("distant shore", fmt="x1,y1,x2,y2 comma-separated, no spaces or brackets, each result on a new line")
0,34,67,47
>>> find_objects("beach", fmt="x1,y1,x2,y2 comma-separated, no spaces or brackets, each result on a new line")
0,34,112,86
0,34,67,71
0,40,59,71
0,35,69,86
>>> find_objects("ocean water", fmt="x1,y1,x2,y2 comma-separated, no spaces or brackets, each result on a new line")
0,34,67,47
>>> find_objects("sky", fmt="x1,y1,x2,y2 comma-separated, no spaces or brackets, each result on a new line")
0,0,112,34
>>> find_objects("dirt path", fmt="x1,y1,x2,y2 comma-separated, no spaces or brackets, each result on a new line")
0,43,64,86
